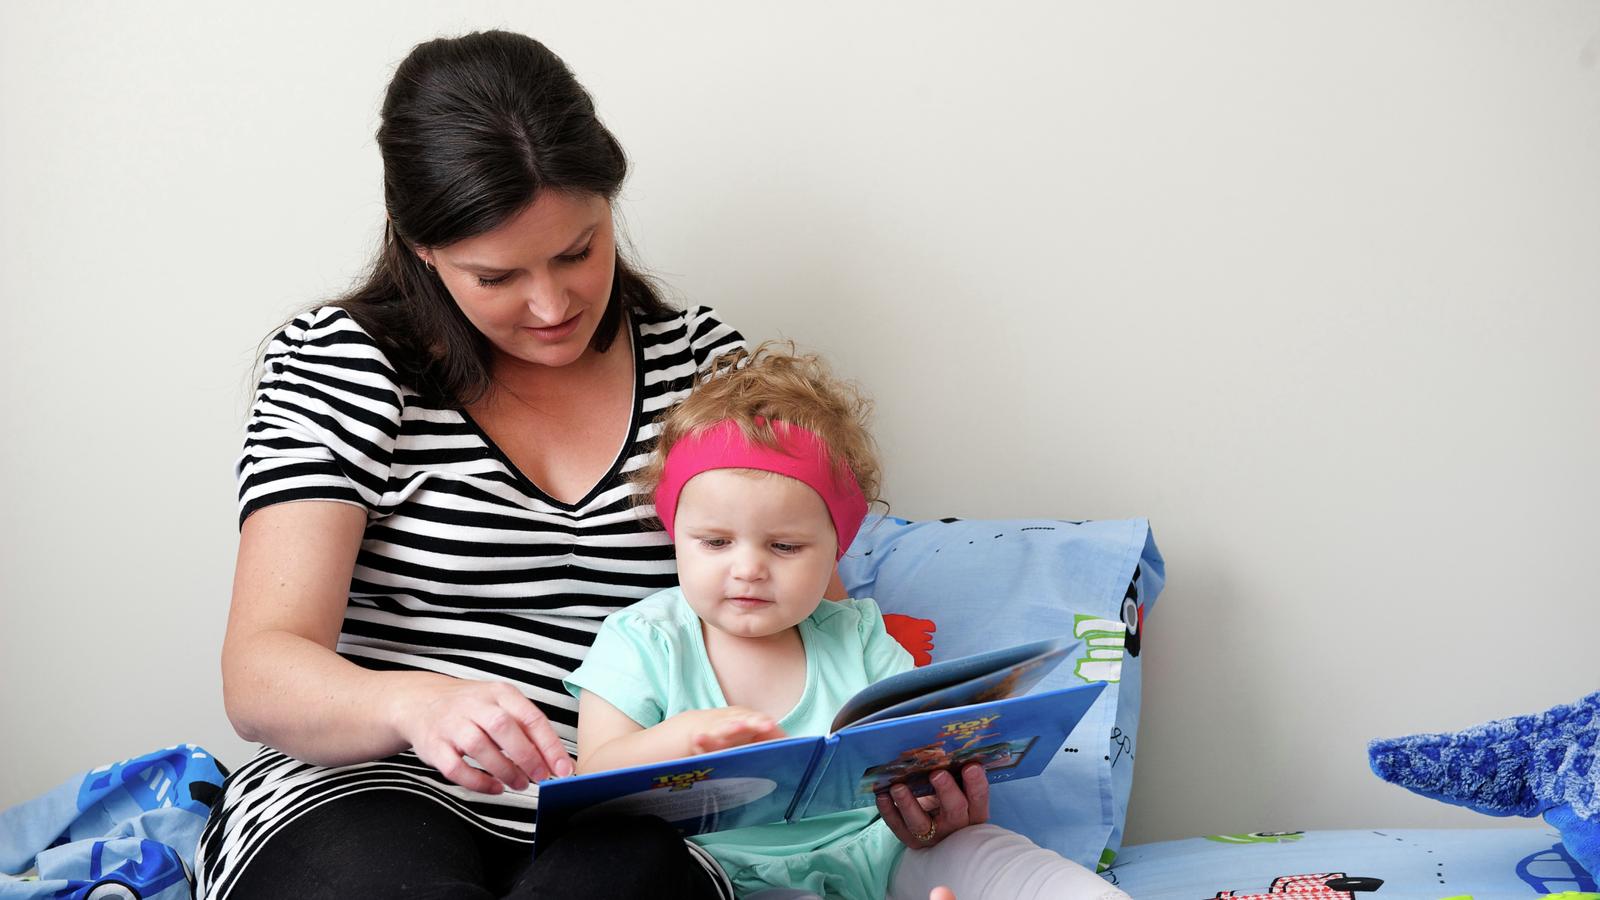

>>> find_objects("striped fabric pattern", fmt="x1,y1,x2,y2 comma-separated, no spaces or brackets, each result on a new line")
197,304,742,899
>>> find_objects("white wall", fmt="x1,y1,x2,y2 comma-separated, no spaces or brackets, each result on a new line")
3,1,1596,845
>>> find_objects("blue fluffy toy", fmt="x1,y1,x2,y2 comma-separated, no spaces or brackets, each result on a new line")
1369,691,1600,877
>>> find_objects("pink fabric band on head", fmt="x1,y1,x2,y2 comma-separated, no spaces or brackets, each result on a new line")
653,419,868,560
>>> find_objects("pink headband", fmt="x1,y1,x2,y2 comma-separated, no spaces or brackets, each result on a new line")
654,419,868,560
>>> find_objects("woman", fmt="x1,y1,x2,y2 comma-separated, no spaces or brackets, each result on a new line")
201,30,996,900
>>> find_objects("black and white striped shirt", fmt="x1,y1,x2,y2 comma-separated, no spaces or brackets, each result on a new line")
197,304,742,899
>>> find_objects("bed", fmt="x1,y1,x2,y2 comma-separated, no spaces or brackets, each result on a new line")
1108,827,1594,898
841,516,1594,900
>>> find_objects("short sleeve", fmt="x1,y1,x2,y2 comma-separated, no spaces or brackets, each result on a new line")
855,597,917,684
564,611,670,728
236,308,404,527
686,306,745,374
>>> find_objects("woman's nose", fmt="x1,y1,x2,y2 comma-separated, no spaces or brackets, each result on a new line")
524,275,568,322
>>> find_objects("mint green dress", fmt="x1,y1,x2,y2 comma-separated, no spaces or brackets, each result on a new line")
565,588,915,899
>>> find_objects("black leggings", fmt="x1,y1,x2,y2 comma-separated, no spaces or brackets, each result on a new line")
222,789,725,900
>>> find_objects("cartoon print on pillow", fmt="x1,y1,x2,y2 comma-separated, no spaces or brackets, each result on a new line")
883,613,937,667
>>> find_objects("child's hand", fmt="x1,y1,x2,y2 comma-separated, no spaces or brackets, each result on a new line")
680,708,788,755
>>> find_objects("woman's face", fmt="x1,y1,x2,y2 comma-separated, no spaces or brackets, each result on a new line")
418,191,617,371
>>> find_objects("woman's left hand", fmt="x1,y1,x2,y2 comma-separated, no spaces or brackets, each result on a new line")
875,762,990,850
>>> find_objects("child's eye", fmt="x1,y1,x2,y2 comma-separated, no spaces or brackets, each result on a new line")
699,538,729,549
476,274,511,287
771,542,802,554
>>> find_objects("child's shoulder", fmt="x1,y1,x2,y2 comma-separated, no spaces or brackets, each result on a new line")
604,587,699,635
807,596,887,633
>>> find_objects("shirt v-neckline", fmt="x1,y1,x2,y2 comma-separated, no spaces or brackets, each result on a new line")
459,312,644,513
691,602,819,731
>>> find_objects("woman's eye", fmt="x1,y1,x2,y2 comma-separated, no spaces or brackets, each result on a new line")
558,246,592,264
476,274,511,287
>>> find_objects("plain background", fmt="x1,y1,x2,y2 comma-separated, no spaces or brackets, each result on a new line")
2,1,1597,846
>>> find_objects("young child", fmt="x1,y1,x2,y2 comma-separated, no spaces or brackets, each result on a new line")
564,344,1126,900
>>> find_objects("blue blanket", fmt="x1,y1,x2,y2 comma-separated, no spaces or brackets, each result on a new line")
0,745,226,900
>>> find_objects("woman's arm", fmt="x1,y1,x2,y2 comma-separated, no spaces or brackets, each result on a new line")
221,500,572,792
575,691,786,774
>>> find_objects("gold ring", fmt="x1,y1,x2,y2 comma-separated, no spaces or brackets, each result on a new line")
913,820,938,843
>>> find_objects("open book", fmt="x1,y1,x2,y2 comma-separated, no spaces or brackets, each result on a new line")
533,636,1104,854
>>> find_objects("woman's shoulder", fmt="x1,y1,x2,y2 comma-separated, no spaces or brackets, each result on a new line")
632,305,745,372
632,305,742,345
261,306,407,397
268,305,383,354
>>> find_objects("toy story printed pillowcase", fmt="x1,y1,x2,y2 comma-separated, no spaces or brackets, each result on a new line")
837,515,1164,873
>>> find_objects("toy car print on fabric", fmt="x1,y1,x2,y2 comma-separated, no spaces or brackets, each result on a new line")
1519,842,1600,894
1211,873,1383,899
1205,831,1307,845
1072,612,1128,683
1121,566,1143,658
1072,572,1142,684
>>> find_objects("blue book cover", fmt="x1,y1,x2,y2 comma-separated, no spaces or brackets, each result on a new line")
534,637,1103,855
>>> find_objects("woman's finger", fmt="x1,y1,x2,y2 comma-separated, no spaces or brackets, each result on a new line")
420,739,502,794
959,762,990,823
478,704,544,784
456,722,528,791
890,783,935,841
499,688,575,778
927,768,970,826
875,790,916,846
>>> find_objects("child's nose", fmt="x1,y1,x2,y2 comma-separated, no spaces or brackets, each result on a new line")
730,548,767,581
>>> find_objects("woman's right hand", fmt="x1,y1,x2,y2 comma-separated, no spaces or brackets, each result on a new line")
389,677,575,794
223,501,575,793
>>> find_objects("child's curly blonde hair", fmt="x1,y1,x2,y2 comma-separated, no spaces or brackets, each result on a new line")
633,341,883,516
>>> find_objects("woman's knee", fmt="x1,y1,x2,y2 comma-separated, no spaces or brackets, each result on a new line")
508,815,723,899
219,791,495,900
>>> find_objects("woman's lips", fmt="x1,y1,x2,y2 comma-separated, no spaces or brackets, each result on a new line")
521,312,582,342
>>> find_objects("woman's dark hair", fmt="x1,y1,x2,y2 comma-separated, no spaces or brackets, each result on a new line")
332,30,672,405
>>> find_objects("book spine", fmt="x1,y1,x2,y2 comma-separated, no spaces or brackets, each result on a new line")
785,735,839,822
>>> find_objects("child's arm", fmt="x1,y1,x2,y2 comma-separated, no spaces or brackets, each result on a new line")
576,691,788,774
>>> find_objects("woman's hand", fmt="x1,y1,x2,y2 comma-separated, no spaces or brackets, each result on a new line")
389,677,575,794
875,762,990,850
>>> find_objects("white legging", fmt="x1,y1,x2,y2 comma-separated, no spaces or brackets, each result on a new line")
886,825,1130,900
744,825,1129,900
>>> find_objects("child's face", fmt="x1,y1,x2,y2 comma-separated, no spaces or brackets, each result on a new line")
672,468,839,641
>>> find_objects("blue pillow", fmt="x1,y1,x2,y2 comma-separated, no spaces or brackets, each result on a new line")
839,515,1164,871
